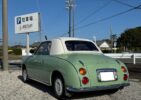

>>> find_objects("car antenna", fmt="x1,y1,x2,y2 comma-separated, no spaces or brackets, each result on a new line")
45,35,47,40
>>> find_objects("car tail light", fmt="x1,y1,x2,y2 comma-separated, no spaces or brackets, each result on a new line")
82,77,89,85
79,68,86,75
121,66,127,72
123,74,128,81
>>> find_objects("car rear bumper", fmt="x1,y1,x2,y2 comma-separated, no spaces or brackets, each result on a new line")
66,83,130,92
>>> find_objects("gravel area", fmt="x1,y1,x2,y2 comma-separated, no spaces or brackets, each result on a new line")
0,70,141,100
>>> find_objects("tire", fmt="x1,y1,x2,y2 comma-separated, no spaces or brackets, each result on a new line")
22,68,28,83
53,75,65,99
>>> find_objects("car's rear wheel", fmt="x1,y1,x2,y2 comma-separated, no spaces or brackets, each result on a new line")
53,75,65,99
22,68,28,82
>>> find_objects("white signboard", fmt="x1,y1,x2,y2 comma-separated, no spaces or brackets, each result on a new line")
22,48,32,56
15,12,40,33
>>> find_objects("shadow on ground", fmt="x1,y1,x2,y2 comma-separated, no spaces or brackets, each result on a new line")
18,76,58,99
18,75,119,100
68,89,118,99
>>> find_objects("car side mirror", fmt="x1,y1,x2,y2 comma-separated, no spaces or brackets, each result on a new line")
30,49,35,54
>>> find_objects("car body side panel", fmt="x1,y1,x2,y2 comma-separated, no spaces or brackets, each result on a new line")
24,55,42,80
23,55,82,88
44,56,81,88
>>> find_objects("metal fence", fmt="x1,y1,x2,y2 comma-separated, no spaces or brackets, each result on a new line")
104,53,141,64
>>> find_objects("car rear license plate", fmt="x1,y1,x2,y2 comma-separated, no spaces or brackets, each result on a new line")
99,72,115,81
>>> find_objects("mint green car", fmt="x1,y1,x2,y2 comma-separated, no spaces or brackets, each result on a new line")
22,37,129,99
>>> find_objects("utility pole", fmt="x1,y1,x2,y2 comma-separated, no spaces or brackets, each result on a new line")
26,33,30,55
68,2,71,37
66,0,75,37
110,25,117,53
72,1,75,37
93,36,97,44
110,25,113,49
2,0,8,70
39,13,42,43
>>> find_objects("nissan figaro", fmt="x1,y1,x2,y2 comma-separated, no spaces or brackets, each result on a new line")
22,37,129,99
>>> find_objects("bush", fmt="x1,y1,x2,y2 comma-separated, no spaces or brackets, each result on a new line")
11,48,22,55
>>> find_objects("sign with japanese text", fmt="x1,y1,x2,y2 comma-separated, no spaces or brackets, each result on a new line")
15,12,40,33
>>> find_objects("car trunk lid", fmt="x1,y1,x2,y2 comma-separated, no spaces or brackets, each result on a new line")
57,53,123,87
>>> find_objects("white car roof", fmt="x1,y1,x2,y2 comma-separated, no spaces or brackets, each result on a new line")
54,37,93,42
48,37,102,55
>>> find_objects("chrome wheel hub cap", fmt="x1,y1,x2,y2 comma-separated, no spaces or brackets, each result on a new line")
55,79,63,96
23,70,27,81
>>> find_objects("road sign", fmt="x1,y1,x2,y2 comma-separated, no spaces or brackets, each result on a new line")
15,12,40,33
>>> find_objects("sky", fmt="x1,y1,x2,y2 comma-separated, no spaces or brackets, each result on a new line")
0,0,141,46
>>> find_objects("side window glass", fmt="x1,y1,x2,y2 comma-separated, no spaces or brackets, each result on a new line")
35,42,51,55
36,45,43,55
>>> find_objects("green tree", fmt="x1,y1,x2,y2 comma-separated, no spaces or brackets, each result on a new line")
117,27,141,52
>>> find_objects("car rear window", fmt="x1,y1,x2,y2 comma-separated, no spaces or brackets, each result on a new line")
65,41,98,51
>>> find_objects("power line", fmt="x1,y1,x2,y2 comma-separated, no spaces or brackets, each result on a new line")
77,0,113,25
60,3,141,37
60,32,68,37
75,4,141,30
60,0,113,37
112,0,134,8
112,0,141,9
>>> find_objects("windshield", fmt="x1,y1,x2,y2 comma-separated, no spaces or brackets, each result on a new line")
65,40,98,51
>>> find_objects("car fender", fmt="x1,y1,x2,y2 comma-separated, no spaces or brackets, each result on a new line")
49,57,82,88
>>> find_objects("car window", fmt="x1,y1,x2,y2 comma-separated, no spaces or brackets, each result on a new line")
65,40,98,51
35,41,51,55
